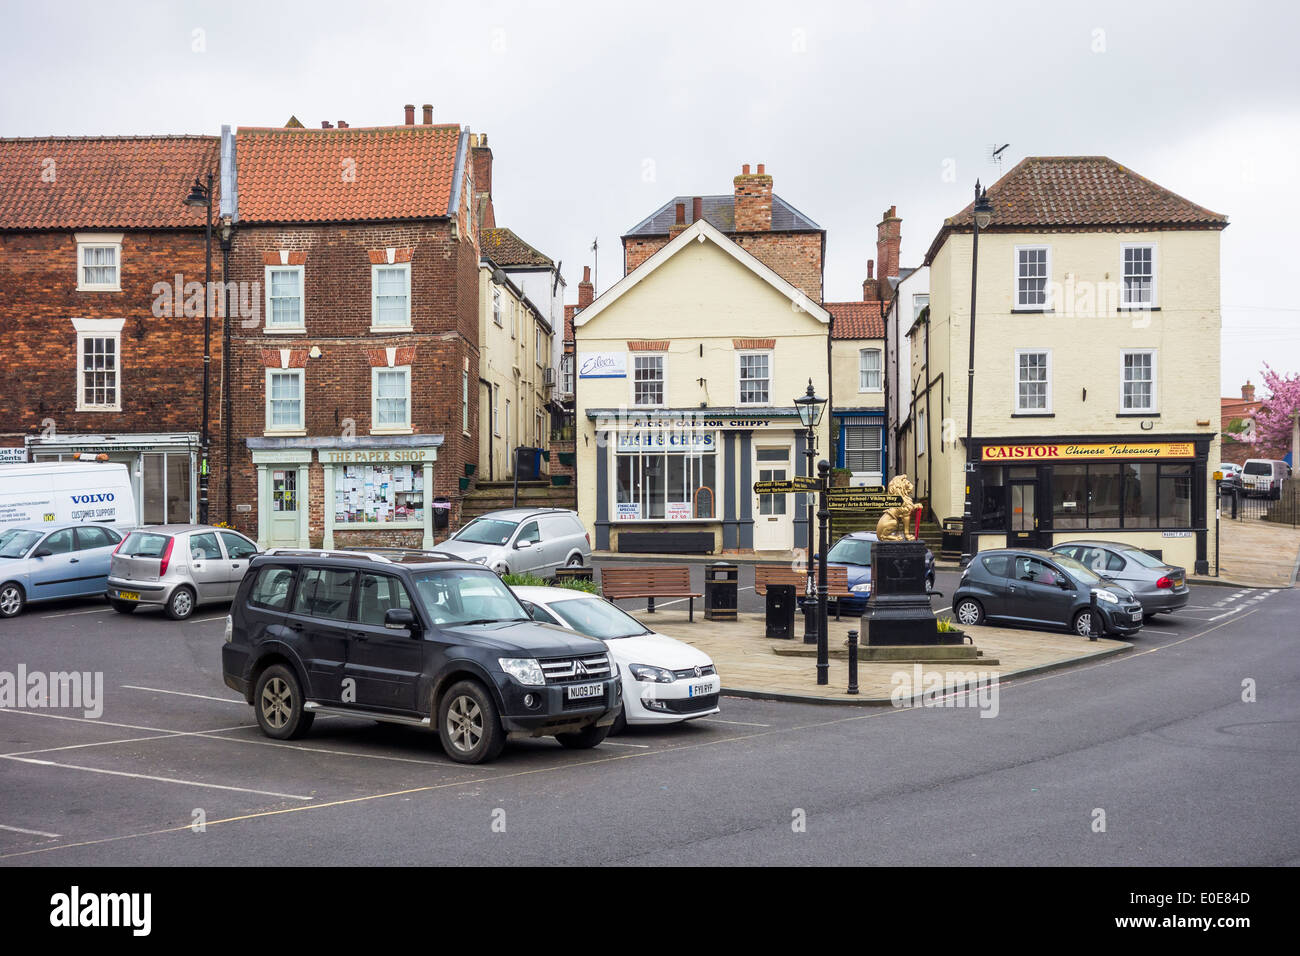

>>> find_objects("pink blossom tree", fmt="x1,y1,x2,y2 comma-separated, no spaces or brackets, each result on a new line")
1252,364,1300,457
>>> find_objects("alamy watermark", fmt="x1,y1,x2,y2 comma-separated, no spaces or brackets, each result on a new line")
0,665,103,719
890,664,1000,718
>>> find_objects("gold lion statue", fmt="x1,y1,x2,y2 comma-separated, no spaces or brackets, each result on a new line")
875,474,923,541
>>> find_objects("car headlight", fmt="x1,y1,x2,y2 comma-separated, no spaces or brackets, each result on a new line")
850,583,871,593
498,658,545,685
629,663,674,683
469,556,488,565
1094,589,1120,605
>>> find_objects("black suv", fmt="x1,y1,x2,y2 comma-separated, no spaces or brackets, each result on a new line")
221,549,622,763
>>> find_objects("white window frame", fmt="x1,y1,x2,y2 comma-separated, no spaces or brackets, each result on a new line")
492,287,503,327
632,354,666,407
264,265,306,332
1120,243,1158,309
561,353,574,395
536,327,545,368
510,299,517,339
916,408,927,456
912,293,929,322
370,263,412,331
858,348,883,393
493,384,501,436
462,369,470,436
75,233,123,292
736,350,772,406
73,318,124,411
264,368,305,434
1013,245,1052,310
1014,348,1053,414
371,365,413,434
1120,349,1158,414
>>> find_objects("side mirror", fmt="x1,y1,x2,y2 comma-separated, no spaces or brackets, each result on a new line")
384,608,418,632
515,539,533,550
33,548,52,558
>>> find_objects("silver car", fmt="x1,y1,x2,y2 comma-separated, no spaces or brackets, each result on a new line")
436,508,590,577
107,525,260,620
1049,540,1190,620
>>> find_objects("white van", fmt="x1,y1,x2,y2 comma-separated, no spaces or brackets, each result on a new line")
0,461,137,530
1241,458,1291,499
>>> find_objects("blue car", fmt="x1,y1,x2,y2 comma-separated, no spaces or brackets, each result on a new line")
0,522,124,618
803,531,937,615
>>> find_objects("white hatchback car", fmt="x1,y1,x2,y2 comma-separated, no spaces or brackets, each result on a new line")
512,585,720,731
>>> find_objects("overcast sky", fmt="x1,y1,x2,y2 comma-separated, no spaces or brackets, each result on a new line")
4,0,1296,396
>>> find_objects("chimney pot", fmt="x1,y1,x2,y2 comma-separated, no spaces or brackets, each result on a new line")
757,163,765,175
1242,381,1256,401
321,121,333,129
422,104,433,124
692,196,703,223
403,104,415,125
582,266,591,283
338,120,348,129
742,164,750,175
675,203,686,225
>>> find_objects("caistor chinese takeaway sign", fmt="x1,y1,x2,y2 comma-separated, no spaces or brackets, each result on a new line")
982,442,1195,462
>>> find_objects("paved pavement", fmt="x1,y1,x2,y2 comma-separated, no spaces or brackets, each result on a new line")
0,580,1296,866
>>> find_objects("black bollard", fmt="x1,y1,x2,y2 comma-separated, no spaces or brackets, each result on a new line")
1089,589,1101,642
847,628,859,695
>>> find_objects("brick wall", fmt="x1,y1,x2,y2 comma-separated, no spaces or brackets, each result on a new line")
0,228,220,444
219,219,480,543
623,230,822,301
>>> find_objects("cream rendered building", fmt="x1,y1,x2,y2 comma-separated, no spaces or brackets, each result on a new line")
575,219,831,555
902,157,1227,572
478,258,553,481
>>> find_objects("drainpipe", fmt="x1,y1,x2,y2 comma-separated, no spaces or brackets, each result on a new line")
923,310,933,515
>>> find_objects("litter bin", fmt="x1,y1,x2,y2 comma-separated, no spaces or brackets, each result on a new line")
940,517,963,556
766,585,796,639
432,496,450,532
514,447,543,482
554,565,594,584
704,562,738,621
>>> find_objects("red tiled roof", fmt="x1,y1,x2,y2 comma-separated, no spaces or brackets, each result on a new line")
235,124,462,224
827,300,884,339
925,156,1229,263
0,135,219,230
481,227,553,268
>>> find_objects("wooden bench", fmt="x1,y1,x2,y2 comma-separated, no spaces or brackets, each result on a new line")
754,563,854,620
600,565,703,621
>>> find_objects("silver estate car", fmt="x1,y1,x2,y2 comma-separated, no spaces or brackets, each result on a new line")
1048,540,1190,620
107,525,260,620
436,509,591,577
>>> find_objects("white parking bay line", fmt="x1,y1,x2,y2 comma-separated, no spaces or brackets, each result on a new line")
187,616,227,625
599,740,650,749
0,823,61,838
39,607,110,619
122,685,245,705
700,717,771,727
0,755,314,801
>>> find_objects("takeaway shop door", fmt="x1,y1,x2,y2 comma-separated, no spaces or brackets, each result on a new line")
1008,479,1045,548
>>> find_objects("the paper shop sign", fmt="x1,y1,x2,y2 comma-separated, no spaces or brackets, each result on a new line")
323,448,436,464
982,442,1195,462
578,352,627,379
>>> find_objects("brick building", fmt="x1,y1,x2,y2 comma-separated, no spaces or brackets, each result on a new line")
0,135,222,522
1221,380,1265,465
221,106,481,550
621,164,825,301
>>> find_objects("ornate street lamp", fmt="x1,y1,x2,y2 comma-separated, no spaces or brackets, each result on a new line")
183,174,214,525
794,379,827,658
960,182,993,567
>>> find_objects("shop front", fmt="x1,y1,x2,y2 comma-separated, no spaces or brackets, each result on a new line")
246,437,442,551
25,432,199,524
970,436,1212,572
587,408,816,555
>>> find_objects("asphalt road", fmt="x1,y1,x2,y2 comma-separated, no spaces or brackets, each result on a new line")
0,578,1296,866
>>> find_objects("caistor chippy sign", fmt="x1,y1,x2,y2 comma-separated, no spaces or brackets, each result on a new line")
982,442,1195,461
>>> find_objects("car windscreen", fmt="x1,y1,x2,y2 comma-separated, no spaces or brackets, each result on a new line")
408,568,528,626
1123,548,1168,570
1243,462,1272,475
827,538,871,566
119,531,171,558
547,596,649,639
1052,554,1103,586
0,529,42,558
451,518,518,546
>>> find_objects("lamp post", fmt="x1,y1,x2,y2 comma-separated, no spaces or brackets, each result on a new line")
794,379,827,645
816,458,831,685
959,182,993,568
183,173,215,526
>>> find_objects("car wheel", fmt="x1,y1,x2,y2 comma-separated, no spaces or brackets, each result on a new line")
566,553,583,568
164,586,195,620
438,680,505,764
954,597,983,627
0,582,26,618
108,599,136,615
556,721,611,750
254,664,315,740
1073,609,1097,638
610,708,627,736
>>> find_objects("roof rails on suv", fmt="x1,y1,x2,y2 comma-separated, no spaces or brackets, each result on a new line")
261,547,395,563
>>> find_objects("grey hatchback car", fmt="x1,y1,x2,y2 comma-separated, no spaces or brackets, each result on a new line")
107,525,259,619
1048,540,1189,620
953,548,1145,638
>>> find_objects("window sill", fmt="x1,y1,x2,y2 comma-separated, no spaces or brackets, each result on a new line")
1011,308,1054,314
370,325,414,334
1012,412,1055,418
1117,306,1160,312
76,405,122,413
1116,412,1159,418
264,327,307,335
264,429,307,437
858,389,884,394
370,428,414,436
76,285,122,293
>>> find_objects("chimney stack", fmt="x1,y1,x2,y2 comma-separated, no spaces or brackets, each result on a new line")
422,104,433,124
669,202,689,239
734,163,773,232
578,266,594,308
403,104,415,125
875,205,902,284
1242,381,1256,402
321,121,333,129
692,196,703,223
338,120,348,129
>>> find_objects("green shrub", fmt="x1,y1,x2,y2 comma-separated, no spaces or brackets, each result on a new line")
501,573,549,588
554,578,599,594
936,616,956,633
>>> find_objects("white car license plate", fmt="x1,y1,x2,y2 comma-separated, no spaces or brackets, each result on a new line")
566,682,603,701
1131,611,1143,622
688,680,717,698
